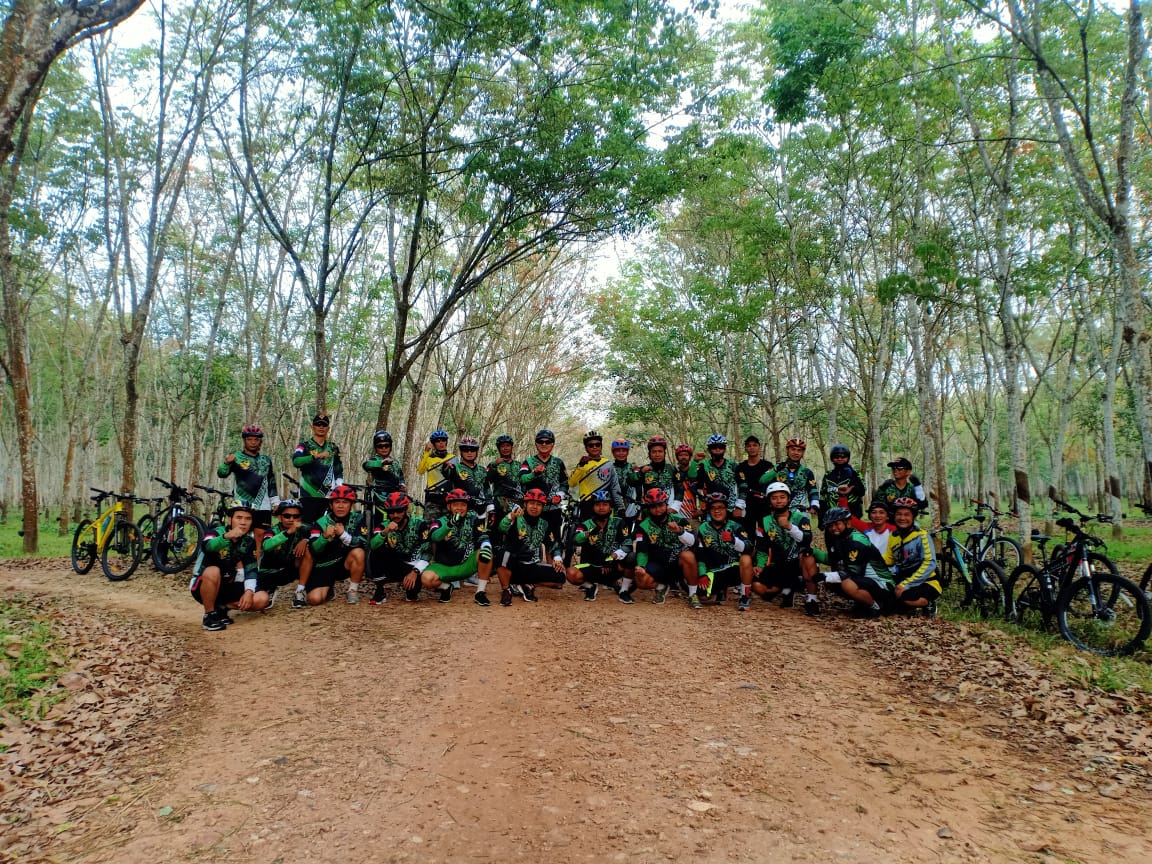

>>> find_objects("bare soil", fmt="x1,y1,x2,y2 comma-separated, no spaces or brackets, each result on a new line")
2,561,1150,864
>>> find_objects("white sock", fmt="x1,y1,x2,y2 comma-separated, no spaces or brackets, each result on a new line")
476,579,488,592
807,594,818,602
688,585,698,596
295,584,306,595
781,587,792,595
656,583,667,592
619,578,633,592
452,581,461,589
739,585,748,596
347,582,359,594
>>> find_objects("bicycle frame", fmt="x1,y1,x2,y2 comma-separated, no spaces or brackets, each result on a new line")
85,490,132,551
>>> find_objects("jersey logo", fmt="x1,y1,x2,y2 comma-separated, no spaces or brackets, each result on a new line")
849,550,858,561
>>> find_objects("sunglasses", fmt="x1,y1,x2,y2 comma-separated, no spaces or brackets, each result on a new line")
281,513,302,520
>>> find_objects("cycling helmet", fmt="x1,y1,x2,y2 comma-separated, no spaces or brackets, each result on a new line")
643,488,669,506
225,498,255,515
705,492,728,507
496,434,514,446
824,507,852,525
381,491,411,511
535,428,555,442
583,430,602,444
765,481,791,497
867,500,890,513
786,437,807,449
589,489,612,503
241,425,264,438
830,444,850,459
707,433,727,447
445,488,471,502
523,488,549,504
275,498,302,514
674,443,692,455
891,497,919,512
458,435,480,450
611,438,630,450
647,435,667,450
429,429,449,442
373,429,393,445
329,484,357,501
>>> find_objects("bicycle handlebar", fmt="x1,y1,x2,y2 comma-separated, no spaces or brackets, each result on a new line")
970,499,1018,518
194,484,229,498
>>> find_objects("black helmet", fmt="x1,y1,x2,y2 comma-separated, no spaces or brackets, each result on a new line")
535,428,555,443
583,429,602,445
495,434,514,447
830,444,850,459
824,507,852,525
373,429,393,445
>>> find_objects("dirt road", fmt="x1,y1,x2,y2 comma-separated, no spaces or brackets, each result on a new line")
3,564,1150,863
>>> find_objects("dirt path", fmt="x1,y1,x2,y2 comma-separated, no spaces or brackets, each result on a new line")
3,565,1150,864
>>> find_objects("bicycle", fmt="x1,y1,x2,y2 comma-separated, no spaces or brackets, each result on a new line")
71,489,145,581
194,485,232,528
150,477,206,574
133,496,165,549
931,517,1009,618
1008,501,1149,656
966,500,1023,572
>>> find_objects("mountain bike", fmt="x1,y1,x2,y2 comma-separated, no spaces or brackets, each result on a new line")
133,496,165,549
966,500,1023,572
71,489,145,581
150,477,206,574
1008,502,1149,656
194,485,232,529
931,517,1009,618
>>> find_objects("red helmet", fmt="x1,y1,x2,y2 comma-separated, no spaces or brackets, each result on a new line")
647,435,667,450
891,497,919,512
445,488,471,503
643,488,669,506
329,484,356,501
242,425,264,438
786,437,807,449
458,435,480,450
381,491,411,511
523,489,548,504
674,443,692,454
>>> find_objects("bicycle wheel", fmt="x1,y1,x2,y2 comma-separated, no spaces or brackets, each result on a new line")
136,513,156,548
70,519,97,574
986,537,1022,573
1085,552,1119,579
1008,564,1052,631
101,518,143,581
1140,561,1152,600
1057,573,1151,656
965,560,1008,618
152,514,204,573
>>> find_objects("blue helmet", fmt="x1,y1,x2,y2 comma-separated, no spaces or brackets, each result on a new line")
429,429,449,442
611,438,630,450
707,433,727,447
590,489,612,503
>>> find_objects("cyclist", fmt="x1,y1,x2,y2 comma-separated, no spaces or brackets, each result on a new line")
253,499,312,611
495,488,566,605
189,499,258,631
217,425,278,545
673,444,699,520
814,507,896,618
819,444,866,527
637,436,681,513
295,484,368,606
417,429,455,520
440,435,490,516
688,434,744,520
737,435,774,540
368,491,429,605
632,488,698,606
859,501,895,554
362,430,406,520
874,457,928,516
518,429,569,539
752,481,818,612
610,438,642,524
569,430,623,520
565,489,636,603
422,488,494,605
883,498,941,615
765,437,819,519
291,414,344,525
694,493,754,611
485,434,521,545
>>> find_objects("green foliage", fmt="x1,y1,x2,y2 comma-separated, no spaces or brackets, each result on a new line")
0,600,67,720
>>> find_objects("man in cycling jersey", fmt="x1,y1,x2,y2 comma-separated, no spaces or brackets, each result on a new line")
736,435,773,543
253,499,311,611
190,500,258,631
486,434,521,545
496,488,566,605
440,436,490,516
292,414,344,524
858,501,895,554
673,444,699,520
637,436,681,513
819,444,866,527
752,481,818,612
765,437,819,519
633,488,698,605
694,493,754,611
569,430,623,520
519,429,569,539
874,457,928,516
363,430,406,521
565,489,636,603
218,425,278,543
689,434,744,520
417,430,455,520
368,491,429,605
610,439,642,524
295,484,368,606
814,507,896,618
422,488,494,605
883,498,941,615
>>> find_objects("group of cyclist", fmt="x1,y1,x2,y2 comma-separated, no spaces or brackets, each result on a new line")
190,417,942,631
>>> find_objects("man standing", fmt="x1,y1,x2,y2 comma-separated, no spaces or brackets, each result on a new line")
569,430,623,520
417,429,455,520
292,414,344,524
819,444,866,527
873,457,928,516
218,425,278,545
519,429,569,540
736,435,773,541
767,437,819,520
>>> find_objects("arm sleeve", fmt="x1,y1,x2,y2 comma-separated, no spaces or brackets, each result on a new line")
217,460,232,479
203,534,231,554
262,530,289,553
417,451,435,476
292,443,313,468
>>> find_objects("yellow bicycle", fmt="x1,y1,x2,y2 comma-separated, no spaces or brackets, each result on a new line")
70,488,145,581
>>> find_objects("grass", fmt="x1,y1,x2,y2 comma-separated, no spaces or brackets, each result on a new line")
0,517,76,559
0,598,67,723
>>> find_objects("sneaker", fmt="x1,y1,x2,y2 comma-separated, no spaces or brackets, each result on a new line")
583,583,598,602
438,586,453,603
500,588,513,607
510,584,526,599
804,597,820,617
404,588,420,602
370,583,388,605
851,604,882,619
214,607,233,625
346,589,361,604
738,594,752,612
474,590,491,607
714,588,728,605
202,612,227,632
265,589,277,610
653,587,668,605
780,592,795,609
924,600,938,619
688,594,703,610
521,584,538,603
618,590,634,605
292,588,307,608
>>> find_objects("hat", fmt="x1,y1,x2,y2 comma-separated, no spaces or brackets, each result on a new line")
887,457,912,470
744,435,760,445
311,414,331,427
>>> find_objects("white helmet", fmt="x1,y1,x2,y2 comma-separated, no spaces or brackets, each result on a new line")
765,481,791,497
